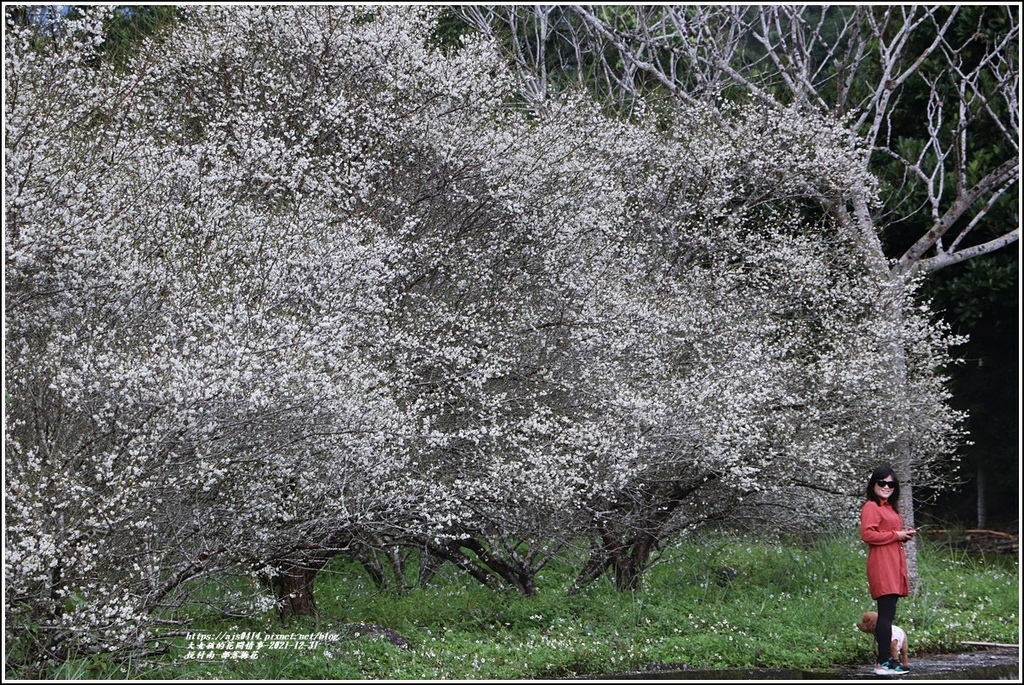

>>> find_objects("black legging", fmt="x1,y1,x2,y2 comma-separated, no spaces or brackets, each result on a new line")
875,594,899,664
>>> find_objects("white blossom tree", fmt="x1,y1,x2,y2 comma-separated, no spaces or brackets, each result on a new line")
452,1,1015,589
5,3,458,656
550,103,965,590
4,4,970,670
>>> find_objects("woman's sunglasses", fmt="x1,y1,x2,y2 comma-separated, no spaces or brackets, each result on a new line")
875,480,897,489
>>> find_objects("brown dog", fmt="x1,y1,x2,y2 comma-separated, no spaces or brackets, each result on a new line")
856,610,910,670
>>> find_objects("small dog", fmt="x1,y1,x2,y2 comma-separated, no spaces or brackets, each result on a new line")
856,610,910,671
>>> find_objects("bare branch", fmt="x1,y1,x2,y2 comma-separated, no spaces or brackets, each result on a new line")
915,229,1021,274
463,5,1019,277
896,158,1019,274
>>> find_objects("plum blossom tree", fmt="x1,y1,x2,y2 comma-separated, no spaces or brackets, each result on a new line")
452,1,1013,589
552,104,965,591
5,3,465,659
4,4,967,670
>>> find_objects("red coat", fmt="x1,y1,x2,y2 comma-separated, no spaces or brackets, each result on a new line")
860,499,910,599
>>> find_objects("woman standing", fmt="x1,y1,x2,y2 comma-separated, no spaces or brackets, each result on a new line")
860,465,916,675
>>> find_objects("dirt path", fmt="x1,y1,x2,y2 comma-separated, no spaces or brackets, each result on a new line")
566,645,1019,680
831,645,1019,681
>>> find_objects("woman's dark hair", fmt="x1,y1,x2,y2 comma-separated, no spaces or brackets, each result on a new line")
866,464,900,506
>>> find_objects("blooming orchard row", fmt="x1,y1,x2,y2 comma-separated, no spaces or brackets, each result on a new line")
4,5,964,663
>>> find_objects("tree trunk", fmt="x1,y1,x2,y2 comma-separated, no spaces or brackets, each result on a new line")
976,465,987,528
889,289,920,596
900,481,919,595
265,557,329,619
612,537,654,592
578,526,659,592
416,545,444,587
359,555,386,591
569,545,613,594
457,537,537,595
419,537,504,591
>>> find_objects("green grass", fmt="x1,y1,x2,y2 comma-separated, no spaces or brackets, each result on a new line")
21,532,1020,680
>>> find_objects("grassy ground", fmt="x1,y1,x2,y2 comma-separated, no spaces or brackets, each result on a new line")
48,530,1019,680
